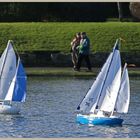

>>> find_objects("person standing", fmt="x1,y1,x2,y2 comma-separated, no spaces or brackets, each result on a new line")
70,32,81,69
76,32,92,71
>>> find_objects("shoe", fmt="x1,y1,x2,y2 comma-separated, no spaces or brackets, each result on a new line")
73,66,76,69
73,67,80,71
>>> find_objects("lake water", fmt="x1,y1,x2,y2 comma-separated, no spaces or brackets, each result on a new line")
0,76,139,138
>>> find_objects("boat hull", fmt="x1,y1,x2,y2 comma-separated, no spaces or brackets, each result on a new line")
76,114,123,126
0,104,20,114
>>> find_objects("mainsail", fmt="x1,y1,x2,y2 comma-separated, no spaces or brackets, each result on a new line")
0,41,16,99
98,48,121,112
5,58,27,102
77,52,113,113
114,63,130,113
90,39,121,113
77,39,122,114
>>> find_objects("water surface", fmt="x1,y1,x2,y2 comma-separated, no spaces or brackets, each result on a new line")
0,76,139,138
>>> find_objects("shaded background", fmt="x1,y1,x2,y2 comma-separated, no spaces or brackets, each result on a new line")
0,2,135,22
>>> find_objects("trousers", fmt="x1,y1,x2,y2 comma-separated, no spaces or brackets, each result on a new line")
76,53,91,70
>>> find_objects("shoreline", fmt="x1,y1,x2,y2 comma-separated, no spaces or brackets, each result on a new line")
25,67,140,77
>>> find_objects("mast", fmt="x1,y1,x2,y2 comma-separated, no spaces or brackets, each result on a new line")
91,39,120,113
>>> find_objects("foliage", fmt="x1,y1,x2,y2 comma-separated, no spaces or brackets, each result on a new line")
129,2,140,21
0,22,140,53
0,3,131,22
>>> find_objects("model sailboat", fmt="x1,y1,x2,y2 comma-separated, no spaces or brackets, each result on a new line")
0,40,26,114
76,39,130,125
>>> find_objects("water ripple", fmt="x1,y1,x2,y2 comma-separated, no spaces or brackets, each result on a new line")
0,77,139,137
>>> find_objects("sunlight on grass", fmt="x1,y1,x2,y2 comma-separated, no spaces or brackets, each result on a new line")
0,22,139,53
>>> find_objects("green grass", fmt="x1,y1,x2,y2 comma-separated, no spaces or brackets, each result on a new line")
0,22,140,53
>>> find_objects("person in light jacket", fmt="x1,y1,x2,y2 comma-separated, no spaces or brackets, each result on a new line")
70,32,81,69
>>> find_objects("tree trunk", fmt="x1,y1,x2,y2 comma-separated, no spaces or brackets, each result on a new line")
117,2,123,21
129,2,140,21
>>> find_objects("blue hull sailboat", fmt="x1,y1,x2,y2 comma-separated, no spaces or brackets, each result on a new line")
76,39,130,126
77,114,123,125
0,40,26,114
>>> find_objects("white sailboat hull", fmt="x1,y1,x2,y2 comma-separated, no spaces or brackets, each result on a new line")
0,102,20,114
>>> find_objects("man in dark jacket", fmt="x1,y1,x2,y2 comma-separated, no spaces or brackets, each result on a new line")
76,32,92,71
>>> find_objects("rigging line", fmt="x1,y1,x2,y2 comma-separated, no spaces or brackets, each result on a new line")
93,39,120,113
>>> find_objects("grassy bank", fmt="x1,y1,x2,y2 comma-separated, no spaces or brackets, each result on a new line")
0,22,140,53
25,67,140,77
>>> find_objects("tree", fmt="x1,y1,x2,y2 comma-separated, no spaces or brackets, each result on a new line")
129,2,140,21
117,2,123,21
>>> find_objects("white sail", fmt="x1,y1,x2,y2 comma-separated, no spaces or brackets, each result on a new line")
5,59,26,102
89,39,121,113
0,41,16,99
88,53,114,113
4,73,16,101
0,45,8,73
115,63,130,113
99,49,121,112
77,52,113,113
